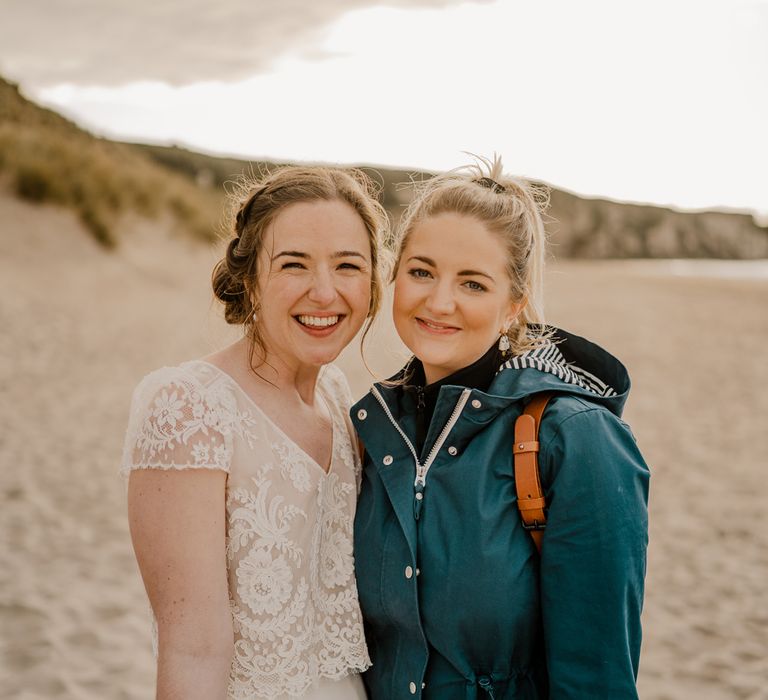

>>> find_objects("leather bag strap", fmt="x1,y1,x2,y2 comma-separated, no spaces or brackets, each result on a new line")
357,437,366,462
514,393,553,553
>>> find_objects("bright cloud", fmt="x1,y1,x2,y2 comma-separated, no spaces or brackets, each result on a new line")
25,0,768,212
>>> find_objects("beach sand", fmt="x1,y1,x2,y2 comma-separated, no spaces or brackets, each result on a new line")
1,193,766,699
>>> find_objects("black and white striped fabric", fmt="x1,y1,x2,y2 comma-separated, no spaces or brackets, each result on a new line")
499,342,618,397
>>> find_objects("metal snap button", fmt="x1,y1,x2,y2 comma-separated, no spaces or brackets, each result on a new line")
409,681,417,694
357,409,367,420
447,446,458,456
471,399,482,409
415,492,423,501
405,565,413,579
383,455,393,466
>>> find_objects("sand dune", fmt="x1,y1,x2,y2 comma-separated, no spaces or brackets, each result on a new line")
1,193,766,699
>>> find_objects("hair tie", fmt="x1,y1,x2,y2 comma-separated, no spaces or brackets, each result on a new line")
475,177,506,194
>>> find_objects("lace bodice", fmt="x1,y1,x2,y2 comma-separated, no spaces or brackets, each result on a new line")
122,361,370,699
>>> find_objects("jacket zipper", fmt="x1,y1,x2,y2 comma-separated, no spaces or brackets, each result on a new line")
370,386,471,488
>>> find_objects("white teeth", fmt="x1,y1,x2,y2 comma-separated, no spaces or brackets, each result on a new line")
421,319,452,330
297,315,340,328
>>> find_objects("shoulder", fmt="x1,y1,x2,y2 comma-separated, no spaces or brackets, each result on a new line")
318,363,354,410
542,393,630,436
538,394,649,488
129,361,235,413
130,362,203,401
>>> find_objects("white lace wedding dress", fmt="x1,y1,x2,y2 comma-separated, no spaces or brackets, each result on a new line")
122,361,370,699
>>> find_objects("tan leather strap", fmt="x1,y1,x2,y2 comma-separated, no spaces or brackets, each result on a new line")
357,437,366,462
514,393,553,553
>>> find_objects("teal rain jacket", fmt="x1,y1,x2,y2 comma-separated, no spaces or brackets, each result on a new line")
351,328,650,699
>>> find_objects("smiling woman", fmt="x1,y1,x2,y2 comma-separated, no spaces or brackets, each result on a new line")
229,197,376,370
211,169,386,374
352,156,650,699
121,166,388,699
393,213,526,383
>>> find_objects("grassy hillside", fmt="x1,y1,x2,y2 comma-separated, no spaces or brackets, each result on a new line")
2,75,766,257
128,143,768,259
126,142,421,221
0,77,222,247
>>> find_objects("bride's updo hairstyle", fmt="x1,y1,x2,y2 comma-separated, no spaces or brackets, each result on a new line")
393,155,551,356
212,165,389,366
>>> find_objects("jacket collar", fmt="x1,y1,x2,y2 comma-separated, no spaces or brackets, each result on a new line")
399,343,502,454
401,342,502,397
359,326,630,425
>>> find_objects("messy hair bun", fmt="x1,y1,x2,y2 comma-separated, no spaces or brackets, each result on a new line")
212,233,257,324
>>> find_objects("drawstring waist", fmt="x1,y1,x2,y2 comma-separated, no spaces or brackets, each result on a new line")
478,675,496,699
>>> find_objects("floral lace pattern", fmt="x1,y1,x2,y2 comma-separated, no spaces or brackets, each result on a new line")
122,362,370,698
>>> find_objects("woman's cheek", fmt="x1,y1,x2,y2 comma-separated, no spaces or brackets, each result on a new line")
349,275,373,318
392,275,409,312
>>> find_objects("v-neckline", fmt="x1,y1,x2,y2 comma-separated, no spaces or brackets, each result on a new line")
186,360,337,475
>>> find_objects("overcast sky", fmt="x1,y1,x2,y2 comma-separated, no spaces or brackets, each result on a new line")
2,0,767,214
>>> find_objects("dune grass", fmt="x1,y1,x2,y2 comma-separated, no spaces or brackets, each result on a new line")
0,78,222,247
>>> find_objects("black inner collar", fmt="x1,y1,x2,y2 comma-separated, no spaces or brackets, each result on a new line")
401,343,502,454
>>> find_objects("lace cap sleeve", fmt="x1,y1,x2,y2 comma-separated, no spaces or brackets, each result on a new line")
120,366,233,478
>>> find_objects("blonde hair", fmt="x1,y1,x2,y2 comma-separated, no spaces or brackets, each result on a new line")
212,165,389,370
393,154,551,356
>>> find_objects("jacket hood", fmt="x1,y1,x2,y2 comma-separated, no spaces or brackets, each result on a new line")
489,326,631,417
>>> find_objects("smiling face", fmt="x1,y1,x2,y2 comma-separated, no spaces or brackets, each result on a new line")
393,212,523,385
254,199,373,372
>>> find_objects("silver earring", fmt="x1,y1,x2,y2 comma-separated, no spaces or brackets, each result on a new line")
498,333,510,353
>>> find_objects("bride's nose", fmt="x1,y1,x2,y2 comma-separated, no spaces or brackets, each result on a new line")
307,267,338,305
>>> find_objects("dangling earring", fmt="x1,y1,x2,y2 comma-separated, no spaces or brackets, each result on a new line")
498,332,511,354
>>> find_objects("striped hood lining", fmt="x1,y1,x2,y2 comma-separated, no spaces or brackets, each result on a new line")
499,341,618,398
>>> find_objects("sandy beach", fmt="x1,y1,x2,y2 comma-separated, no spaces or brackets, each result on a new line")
1,193,766,699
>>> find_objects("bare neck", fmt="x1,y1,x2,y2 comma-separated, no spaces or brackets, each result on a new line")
205,337,322,408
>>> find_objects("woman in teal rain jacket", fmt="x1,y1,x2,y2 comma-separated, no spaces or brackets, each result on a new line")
351,157,650,699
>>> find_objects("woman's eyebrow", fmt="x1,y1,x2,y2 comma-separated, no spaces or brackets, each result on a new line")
332,251,367,259
271,250,308,261
458,269,494,281
407,255,436,266
271,250,367,261
408,255,494,281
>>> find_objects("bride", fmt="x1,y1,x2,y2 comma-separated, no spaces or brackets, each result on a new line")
122,166,387,699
